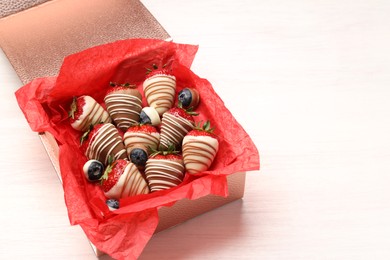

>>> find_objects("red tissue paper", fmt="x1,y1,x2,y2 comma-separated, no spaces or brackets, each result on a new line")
15,38,260,259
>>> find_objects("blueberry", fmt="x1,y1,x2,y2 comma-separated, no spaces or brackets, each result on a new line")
139,110,151,125
106,199,119,210
130,148,148,168
178,88,192,107
83,160,104,182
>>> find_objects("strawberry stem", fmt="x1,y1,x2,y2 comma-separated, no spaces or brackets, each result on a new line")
149,144,179,157
100,155,115,185
195,120,215,133
177,103,199,116
68,97,77,119
109,82,136,88
80,125,93,145
145,63,172,75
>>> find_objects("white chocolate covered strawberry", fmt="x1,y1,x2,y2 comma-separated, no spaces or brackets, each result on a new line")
68,95,111,132
182,121,219,174
143,69,176,116
101,159,149,199
104,83,142,131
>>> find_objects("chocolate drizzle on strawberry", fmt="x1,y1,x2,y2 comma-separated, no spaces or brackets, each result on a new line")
158,106,197,151
82,123,127,165
104,82,142,131
143,66,177,116
145,146,185,192
68,95,111,131
182,121,219,174
124,124,160,150
100,158,150,198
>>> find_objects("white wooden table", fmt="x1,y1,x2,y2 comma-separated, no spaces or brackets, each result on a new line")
1,0,390,259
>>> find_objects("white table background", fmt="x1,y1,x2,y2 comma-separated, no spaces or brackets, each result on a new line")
1,0,390,259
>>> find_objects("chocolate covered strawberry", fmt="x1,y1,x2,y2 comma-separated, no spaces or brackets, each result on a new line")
100,159,149,199
68,95,111,132
81,123,127,165
145,149,185,192
123,124,160,169
182,121,219,174
104,83,143,131
158,106,197,151
143,68,176,116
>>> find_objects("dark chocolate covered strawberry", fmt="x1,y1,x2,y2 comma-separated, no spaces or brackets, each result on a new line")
100,159,149,199
104,83,142,131
143,68,176,116
158,106,197,150
182,121,219,174
81,123,127,165
145,149,185,192
68,95,111,132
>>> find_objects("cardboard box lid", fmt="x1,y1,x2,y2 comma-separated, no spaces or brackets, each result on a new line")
0,0,52,18
0,0,170,85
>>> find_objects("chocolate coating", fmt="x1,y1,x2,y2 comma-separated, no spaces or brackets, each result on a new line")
159,112,194,150
182,135,219,174
104,89,142,131
85,123,127,165
71,95,111,132
124,130,159,156
143,74,176,116
145,158,185,192
104,161,150,199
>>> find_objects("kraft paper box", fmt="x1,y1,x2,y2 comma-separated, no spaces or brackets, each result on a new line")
1,1,259,259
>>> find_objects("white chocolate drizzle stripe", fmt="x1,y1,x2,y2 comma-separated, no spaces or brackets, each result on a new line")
145,159,184,191
72,97,111,131
105,93,142,129
120,163,149,198
182,136,219,174
143,75,176,115
160,113,194,148
105,162,149,199
123,132,160,153
85,124,126,164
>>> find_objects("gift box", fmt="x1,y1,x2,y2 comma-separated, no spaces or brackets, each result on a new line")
39,130,247,256
1,2,259,259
